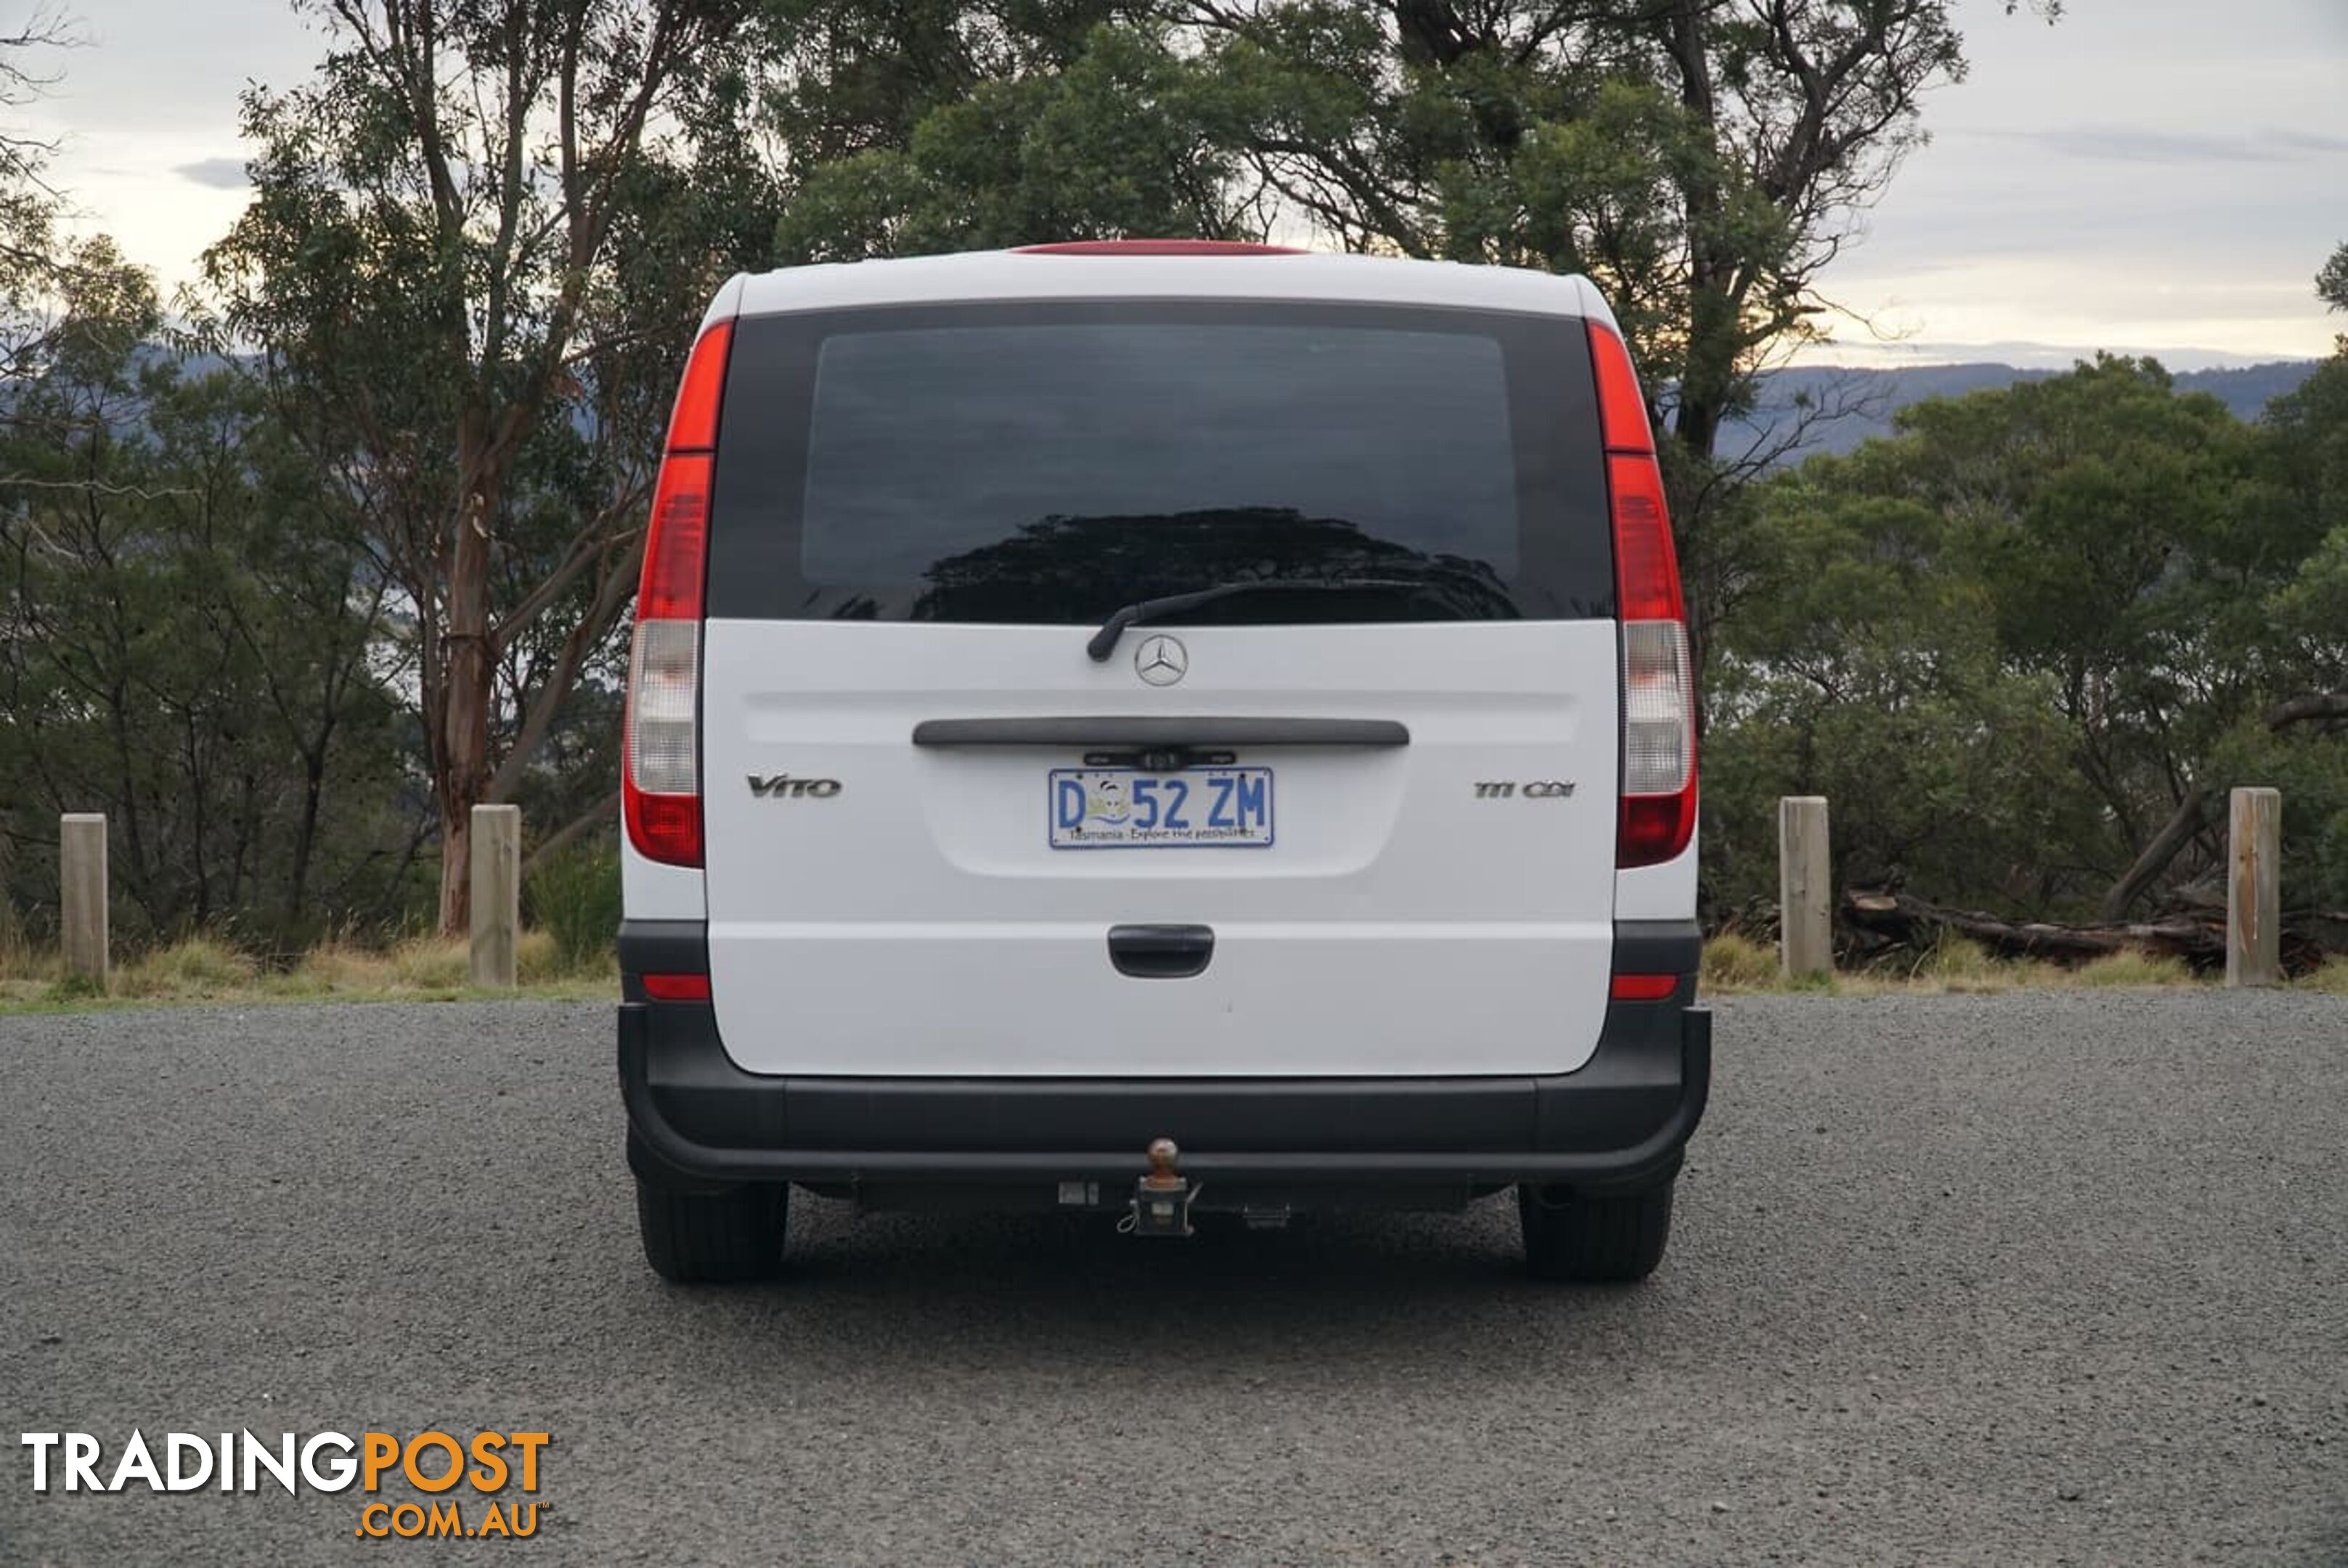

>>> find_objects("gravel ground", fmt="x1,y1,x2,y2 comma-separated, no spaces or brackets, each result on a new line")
1,992,2343,1565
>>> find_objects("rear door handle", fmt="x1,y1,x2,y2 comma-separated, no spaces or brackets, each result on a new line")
913,717,1409,748
1106,924,1215,979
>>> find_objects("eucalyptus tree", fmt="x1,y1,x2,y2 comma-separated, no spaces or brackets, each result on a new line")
205,0,780,931
761,0,2059,673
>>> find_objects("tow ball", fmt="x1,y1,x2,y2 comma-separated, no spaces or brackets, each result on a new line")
1123,1138,1200,1238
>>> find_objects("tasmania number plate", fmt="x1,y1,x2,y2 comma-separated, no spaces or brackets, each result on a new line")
1048,767,1273,849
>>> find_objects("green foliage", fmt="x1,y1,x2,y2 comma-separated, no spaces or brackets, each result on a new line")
525,838,623,973
46,973,106,1005
15,4,2346,967
1705,347,2348,926
0,243,411,945
759,1,1996,693
2318,241,2348,315
201,0,783,932
777,20,1254,258
764,2,1974,452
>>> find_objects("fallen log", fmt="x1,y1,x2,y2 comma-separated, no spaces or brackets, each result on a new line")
1839,889,2336,975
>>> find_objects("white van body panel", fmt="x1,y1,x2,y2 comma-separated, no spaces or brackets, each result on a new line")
634,249,1699,1085
699,619,1622,1077
734,250,1599,319
1613,834,1700,922
621,838,705,921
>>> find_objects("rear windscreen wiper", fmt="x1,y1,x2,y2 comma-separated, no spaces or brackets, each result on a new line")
1085,578,1425,662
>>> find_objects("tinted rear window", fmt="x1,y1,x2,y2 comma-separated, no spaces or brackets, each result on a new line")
706,301,1612,623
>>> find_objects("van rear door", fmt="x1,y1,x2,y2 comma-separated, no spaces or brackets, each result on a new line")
697,300,1622,1078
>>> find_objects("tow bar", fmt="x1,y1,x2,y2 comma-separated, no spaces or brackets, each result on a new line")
1122,1138,1199,1237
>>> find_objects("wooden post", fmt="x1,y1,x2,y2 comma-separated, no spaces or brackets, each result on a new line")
1779,796,1833,981
2226,786,2280,988
469,804,521,989
60,813,108,986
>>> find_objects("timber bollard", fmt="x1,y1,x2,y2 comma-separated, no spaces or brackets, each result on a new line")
470,804,522,989
1779,796,1832,980
2225,786,2280,988
60,813,108,986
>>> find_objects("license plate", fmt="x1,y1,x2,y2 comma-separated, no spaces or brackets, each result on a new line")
1048,767,1273,849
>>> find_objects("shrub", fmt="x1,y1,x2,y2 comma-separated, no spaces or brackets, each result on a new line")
389,936,470,990
1912,936,2060,992
2071,950,2196,987
526,839,621,976
116,937,261,998
1701,931,1780,992
515,928,561,985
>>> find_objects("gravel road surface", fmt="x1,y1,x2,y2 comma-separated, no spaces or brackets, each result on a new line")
2,992,2344,1564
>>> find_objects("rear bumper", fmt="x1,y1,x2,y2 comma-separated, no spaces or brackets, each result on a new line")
617,920,1710,1193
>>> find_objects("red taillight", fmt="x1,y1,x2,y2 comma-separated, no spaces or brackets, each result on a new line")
1590,322,1657,452
623,322,730,869
640,972,712,1002
1591,321,1697,869
1012,240,1304,256
638,454,712,621
1617,796,1692,866
1609,973,1679,1002
1607,452,1684,622
665,319,731,451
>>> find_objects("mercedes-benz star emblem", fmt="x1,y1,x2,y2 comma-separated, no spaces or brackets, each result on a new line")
1134,634,1189,687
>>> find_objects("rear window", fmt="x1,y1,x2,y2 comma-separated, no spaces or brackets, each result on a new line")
705,301,1613,623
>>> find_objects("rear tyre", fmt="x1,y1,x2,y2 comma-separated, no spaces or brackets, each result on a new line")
635,1178,788,1285
1518,1179,1674,1283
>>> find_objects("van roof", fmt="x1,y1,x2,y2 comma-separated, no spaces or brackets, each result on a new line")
714,249,1615,332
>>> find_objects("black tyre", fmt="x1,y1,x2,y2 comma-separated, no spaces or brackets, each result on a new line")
635,1178,788,1284
1518,1179,1674,1283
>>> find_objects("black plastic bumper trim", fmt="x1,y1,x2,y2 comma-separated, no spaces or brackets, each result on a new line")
1612,917,1703,977
619,918,708,973
620,1004,1708,1190
617,918,709,1005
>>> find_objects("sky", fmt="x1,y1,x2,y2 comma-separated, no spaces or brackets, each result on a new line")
20,0,2348,369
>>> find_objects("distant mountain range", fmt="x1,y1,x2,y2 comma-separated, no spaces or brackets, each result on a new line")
1725,359,2323,467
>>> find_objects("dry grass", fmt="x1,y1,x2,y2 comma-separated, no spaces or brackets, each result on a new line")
115,936,262,1000
2069,950,2198,988
1700,931,1781,992
0,931,61,1007
0,930,2322,1013
1907,936,2064,993
0,932,615,1013
1700,934,2225,997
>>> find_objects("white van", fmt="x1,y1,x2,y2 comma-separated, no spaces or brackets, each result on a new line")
617,241,1711,1284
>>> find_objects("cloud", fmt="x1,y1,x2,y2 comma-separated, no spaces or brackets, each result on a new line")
2265,129,2348,156
1961,125,2348,165
175,156,248,191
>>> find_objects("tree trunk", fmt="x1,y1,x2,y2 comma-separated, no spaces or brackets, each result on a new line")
2265,691,2348,730
437,791,476,936
436,474,499,936
282,741,327,937
2098,785,2211,923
